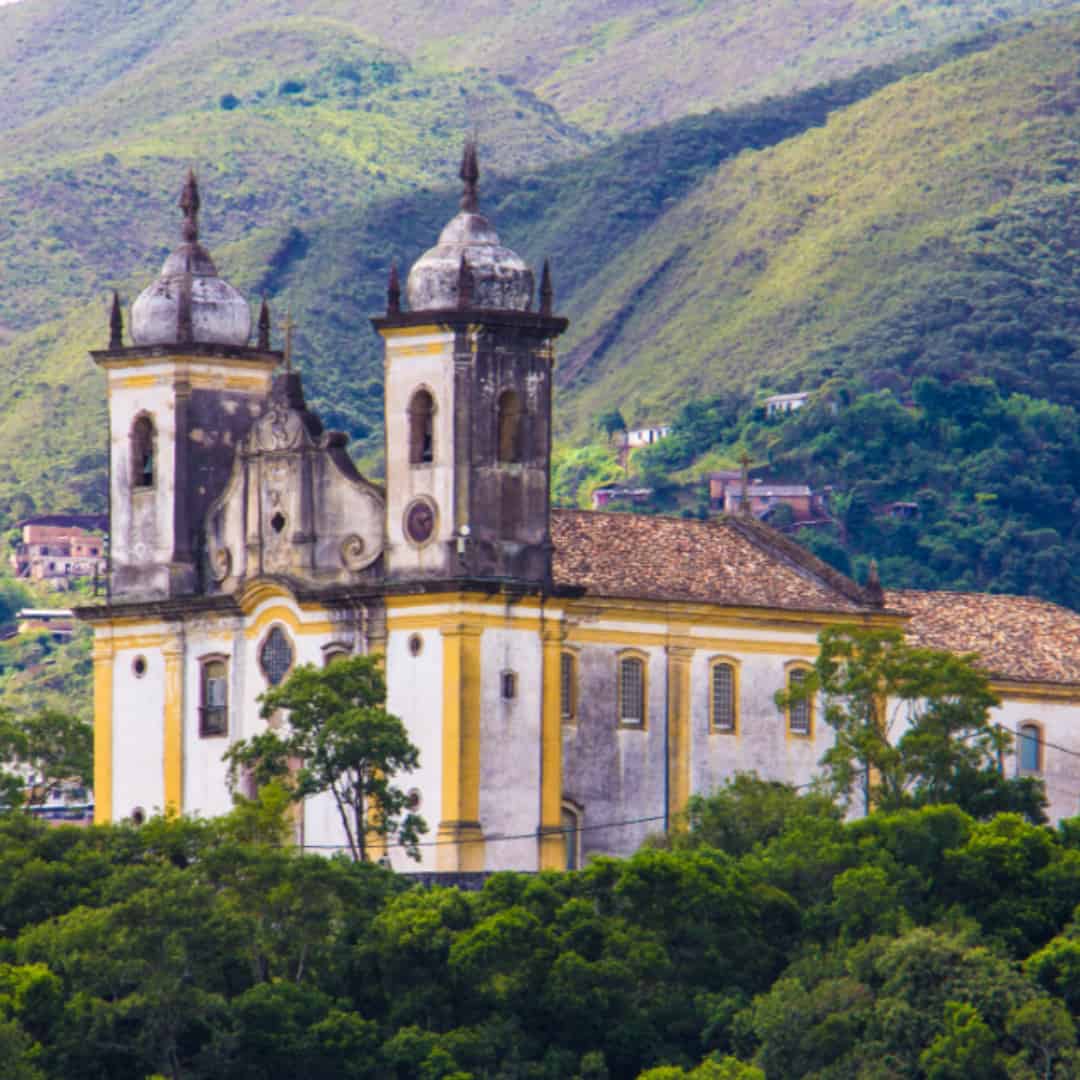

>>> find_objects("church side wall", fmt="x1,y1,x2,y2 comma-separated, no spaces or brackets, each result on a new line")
111,639,166,820
385,622,444,869
478,625,543,872
562,642,668,861
994,695,1080,824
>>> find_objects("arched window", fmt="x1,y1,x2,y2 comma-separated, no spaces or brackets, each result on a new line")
618,653,646,727
560,651,577,724
1018,722,1042,774
787,666,812,736
408,389,435,465
562,802,583,870
710,659,737,733
199,656,228,737
497,389,523,463
130,415,155,488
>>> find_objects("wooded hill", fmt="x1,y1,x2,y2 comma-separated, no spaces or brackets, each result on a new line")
0,1,1077,607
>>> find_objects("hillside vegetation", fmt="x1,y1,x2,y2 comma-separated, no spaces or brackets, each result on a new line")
0,0,1071,134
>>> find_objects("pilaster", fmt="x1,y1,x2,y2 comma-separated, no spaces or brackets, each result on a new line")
162,631,186,814
91,635,115,824
539,618,566,870
666,641,694,825
437,622,485,871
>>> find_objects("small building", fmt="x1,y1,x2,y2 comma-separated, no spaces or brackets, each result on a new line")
591,486,654,510
881,501,919,521
765,392,810,417
10,515,108,587
16,608,76,641
709,475,828,523
621,425,671,449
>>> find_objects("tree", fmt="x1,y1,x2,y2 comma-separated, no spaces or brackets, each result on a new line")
0,709,92,810
597,409,627,441
776,626,1042,819
224,655,426,862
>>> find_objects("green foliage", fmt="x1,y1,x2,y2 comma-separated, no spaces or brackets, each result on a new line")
777,626,1043,820
225,655,427,862
0,708,92,810
0,794,1078,1076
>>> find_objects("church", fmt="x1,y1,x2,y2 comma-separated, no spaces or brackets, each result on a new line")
79,146,1080,871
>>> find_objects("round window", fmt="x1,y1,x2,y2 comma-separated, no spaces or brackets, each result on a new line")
132,656,147,678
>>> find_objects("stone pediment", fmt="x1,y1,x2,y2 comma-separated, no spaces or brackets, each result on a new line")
205,373,384,591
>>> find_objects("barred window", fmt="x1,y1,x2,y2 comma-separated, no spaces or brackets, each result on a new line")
619,656,645,726
560,652,576,723
260,626,294,686
788,668,811,735
711,662,736,732
200,658,228,737
1018,723,1041,773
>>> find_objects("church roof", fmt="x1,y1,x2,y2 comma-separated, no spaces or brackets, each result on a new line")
886,588,1080,687
550,509,880,614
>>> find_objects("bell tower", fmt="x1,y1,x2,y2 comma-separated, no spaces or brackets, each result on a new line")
92,172,281,601
373,143,567,587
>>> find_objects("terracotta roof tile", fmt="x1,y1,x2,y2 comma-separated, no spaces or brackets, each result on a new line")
887,588,1080,686
551,509,876,614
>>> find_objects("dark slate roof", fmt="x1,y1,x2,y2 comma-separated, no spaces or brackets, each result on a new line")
887,588,1080,686
550,509,879,614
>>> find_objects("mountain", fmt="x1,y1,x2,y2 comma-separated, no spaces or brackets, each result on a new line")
0,0,1072,137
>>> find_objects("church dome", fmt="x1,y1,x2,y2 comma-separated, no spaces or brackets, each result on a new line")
406,143,534,313
130,171,252,348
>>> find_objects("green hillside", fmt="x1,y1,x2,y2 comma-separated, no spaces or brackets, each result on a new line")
0,0,1071,136
556,16,1080,434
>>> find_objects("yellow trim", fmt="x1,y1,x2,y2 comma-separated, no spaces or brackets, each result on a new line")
378,324,446,340
437,623,485,871
389,612,544,633
243,605,336,640
116,374,160,390
991,680,1080,704
92,637,115,824
708,655,741,736
564,595,904,632
667,645,693,822
567,627,819,655
617,648,649,730
386,592,548,612
163,639,185,814
539,623,565,870
106,632,169,652
101,355,279,374
784,660,815,740
389,341,451,358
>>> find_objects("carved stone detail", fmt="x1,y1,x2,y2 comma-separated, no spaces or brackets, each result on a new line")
341,534,368,571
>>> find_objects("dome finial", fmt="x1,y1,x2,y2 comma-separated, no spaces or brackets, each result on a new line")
179,168,200,244
387,260,401,315
257,297,271,350
460,138,479,213
109,291,124,349
539,259,553,316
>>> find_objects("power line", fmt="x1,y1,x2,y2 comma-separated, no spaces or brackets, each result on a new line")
300,813,667,851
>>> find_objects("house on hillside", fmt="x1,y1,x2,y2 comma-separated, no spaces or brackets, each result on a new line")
709,474,830,523
10,515,108,588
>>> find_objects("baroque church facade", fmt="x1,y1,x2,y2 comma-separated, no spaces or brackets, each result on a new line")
81,149,1080,871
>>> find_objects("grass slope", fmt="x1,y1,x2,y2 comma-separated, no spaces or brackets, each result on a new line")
555,15,1080,437
0,0,1072,136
